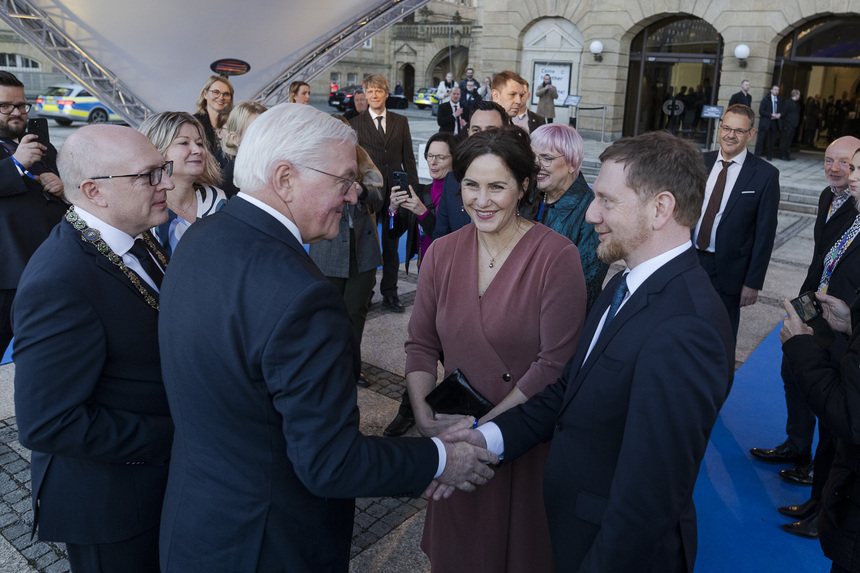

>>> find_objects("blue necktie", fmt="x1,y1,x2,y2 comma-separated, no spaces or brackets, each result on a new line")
603,273,629,330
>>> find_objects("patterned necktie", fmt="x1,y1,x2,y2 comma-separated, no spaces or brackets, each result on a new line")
603,273,629,331
128,239,164,288
375,115,385,138
696,160,733,251
452,104,459,135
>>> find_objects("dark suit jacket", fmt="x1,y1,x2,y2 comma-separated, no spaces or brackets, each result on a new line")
728,91,752,108
436,101,470,135
12,219,173,544
494,247,734,572
462,89,482,110
158,197,438,572
0,145,66,289
432,172,471,240
800,187,860,294
758,95,782,132
350,111,418,210
782,98,801,130
700,150,780,295
525,110,546,133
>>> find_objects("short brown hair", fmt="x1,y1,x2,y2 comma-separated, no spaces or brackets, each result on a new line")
363,74,389,95
491,71,527,93
724,104,754,128
599,131,706,228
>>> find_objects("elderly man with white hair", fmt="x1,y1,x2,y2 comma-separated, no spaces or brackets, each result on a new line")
157,103,497,572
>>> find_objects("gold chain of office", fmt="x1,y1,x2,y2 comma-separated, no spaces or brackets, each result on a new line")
64,208,166,311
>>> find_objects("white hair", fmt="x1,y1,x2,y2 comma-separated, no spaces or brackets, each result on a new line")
234,103,357,192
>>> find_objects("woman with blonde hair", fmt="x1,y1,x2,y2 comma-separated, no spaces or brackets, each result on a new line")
220,100,268,197
139,111,227,255
288,81,310,104
194,75,234,162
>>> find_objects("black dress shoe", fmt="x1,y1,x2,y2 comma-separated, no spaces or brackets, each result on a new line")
780,461,814,486
357,373,370,388
382,295,405,313
781,513,819,539
749,444,810,465
779,497,818,520
383,413,414,437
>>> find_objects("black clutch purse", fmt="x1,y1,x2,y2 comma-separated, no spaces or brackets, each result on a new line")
425,369,493,418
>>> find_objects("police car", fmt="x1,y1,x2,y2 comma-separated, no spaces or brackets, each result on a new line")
34,84,121,126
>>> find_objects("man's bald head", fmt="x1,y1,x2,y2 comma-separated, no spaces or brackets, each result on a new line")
59,125,159,203
825,136,860,190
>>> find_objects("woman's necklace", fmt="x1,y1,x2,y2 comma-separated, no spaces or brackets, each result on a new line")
479,224,523,269
168,193,196,220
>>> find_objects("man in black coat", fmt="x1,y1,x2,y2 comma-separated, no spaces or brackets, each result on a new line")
0,71,66,356
436,85,469,137
350,74,418,313
14,125,175,573
755,85,782,160
751,136,860,539
728,79,752,108
780,89,802,160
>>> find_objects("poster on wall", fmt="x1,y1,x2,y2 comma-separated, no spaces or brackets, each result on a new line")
531,62,571,107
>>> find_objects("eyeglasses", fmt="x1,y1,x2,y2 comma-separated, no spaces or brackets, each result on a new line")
294,163,356,195
719,124,752,136
536,154,563,168
207,89,232,100
87,161,173,187
426,154,450,163
0,103,31,115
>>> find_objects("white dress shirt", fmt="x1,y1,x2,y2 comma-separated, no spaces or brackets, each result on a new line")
693,149,747,252
368,108,387,134
74,206,163,291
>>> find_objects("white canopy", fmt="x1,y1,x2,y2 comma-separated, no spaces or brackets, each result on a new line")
1,0,426,123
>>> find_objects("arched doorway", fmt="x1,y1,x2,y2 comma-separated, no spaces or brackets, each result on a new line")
623,15,723,144
427,46,469,87
773,16,860,145
402,64,415,100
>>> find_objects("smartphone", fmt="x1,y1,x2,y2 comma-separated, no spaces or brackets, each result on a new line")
27,118,50,145
392,171,411,198
790,291,823,324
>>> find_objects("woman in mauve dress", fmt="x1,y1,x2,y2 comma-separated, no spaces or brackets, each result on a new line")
404,125,587,572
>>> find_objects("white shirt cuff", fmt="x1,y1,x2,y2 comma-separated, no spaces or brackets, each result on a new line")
431,437,446,478
477,422,505,458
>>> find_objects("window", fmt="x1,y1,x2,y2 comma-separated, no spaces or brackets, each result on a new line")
0,53,41,71
347,73,358,85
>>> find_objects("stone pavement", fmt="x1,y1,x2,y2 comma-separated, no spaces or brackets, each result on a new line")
0,107,834,571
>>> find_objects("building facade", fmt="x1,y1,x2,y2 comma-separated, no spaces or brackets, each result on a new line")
311,0,859,143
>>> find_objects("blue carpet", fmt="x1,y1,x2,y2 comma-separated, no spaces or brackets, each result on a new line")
694,325,830,570
1,340,10,365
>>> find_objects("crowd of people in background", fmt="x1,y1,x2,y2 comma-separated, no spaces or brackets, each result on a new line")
3,62,860,573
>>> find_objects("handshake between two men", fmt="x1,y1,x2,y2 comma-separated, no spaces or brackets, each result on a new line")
425,417,498,501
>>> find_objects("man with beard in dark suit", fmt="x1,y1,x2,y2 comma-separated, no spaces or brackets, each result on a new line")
728,79,752,108
0,70,66,357
350,74,418,313
440,130,734,572
14,124,175,572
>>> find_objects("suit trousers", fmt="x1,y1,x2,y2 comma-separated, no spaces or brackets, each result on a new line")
697,251,740,338
755,123,779,159
326,229,377,347
66,525,159,573
781,126,798,159
378,211,400,296
0,289,14,357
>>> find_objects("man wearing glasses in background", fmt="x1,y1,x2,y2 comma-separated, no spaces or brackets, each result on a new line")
693,103,780,337
0,71,66,359
13,124,175,573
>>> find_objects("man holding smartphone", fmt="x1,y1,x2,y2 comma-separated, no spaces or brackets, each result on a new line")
0,71,66,358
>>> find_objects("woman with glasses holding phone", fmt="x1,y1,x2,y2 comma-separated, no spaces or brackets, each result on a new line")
527,123,607,312
389,132,458,272
139,112,227,256
194,75,234,166
405,126,586,572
